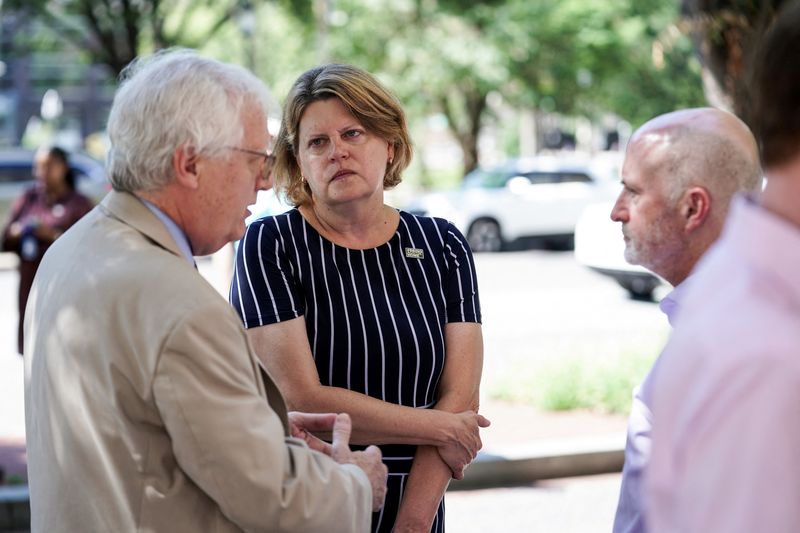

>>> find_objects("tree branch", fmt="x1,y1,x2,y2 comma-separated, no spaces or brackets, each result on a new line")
27,6,104,59
80,0,125,73
176,0,240,49
119,0,141,61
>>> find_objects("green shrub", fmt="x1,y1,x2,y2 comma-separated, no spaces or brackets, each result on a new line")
488,350,656,415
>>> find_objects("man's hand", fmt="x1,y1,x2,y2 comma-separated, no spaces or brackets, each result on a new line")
331,413,388,512
436,411,490,480
287,411,337,455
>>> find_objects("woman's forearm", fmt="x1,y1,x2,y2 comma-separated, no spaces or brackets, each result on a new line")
392,395,480,530
284,383,455,447
1,222,22,252
393,446,451,532
249,320,481,449
394,322,485,530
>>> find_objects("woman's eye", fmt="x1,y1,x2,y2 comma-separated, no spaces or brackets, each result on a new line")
345,129,362,139
309,138,325,147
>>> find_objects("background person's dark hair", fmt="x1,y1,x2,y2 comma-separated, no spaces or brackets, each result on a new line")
44,146,76,190
746,0,800,168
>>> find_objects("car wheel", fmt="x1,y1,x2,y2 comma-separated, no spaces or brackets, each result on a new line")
544,234,575,251
467,218,503,253
615,276,659,301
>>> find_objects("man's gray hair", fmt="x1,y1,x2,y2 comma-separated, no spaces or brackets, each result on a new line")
106,48,271,192
662,126,762,223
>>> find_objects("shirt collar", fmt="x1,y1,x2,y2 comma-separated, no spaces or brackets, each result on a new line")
140,198,195,266
659,278,692,327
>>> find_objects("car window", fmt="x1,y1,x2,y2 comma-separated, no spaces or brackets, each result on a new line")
463,169,513,189
524,172,559,185
558,172,593,184
0,164,33,184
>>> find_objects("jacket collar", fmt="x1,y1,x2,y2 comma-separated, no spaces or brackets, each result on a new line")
100,190,185,260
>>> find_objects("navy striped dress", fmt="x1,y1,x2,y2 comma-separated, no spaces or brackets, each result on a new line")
230,208,481,533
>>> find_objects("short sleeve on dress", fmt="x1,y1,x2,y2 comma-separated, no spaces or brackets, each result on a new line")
230,216,305,328
443,222,481,324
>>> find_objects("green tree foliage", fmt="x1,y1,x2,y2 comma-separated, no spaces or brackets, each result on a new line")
481,0,707,126
4,0,254,75
312,0,706,175
8,0,716,177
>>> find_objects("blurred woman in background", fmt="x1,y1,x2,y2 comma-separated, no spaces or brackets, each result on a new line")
1,146,93,354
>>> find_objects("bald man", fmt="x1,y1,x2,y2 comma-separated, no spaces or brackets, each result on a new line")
610,108,762,533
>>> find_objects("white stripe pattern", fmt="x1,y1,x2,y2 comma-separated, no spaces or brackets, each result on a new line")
229,209,478,533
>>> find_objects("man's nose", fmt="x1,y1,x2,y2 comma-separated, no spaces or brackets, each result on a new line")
610,196,627,222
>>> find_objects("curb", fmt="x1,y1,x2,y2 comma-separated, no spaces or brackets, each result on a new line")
449,435,624,491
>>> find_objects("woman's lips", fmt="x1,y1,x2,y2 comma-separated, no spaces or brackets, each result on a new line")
332,169,354,180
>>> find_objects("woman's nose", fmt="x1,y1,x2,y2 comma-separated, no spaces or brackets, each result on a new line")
329,137,348,160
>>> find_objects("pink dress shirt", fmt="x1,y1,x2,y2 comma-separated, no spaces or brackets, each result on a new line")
647,196,800,533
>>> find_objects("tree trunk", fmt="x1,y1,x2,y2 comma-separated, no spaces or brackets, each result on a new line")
439,88,488,178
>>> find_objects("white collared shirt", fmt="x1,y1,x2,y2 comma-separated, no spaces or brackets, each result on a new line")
613,278,690,533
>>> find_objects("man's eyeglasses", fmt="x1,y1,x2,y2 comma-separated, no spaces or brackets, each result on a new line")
227,147,275,181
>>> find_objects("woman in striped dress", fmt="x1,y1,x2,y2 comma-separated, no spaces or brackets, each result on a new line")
231,64,488,533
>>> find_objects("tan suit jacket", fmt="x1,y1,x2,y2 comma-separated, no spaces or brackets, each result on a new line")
24,191,371,532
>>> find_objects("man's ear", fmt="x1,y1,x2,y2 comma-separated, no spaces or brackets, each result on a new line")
173,143,200,189
682,186,711,232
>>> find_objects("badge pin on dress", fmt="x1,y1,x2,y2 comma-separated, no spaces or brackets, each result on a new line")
405,247,424,259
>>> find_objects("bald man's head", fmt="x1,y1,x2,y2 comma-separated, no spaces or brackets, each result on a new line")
611,107,762,285
632,108,761,216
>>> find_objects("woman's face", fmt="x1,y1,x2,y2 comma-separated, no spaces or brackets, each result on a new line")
296,97,394,207
33,151,68,192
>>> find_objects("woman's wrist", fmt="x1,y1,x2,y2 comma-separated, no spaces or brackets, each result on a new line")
420,409,453,447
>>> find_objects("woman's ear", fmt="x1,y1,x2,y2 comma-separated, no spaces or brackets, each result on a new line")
683,186,711,232
173,143,200,189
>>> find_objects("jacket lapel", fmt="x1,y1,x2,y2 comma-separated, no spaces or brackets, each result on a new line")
100,190,185,259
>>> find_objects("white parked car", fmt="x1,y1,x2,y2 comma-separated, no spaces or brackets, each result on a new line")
574,200,664,299
245,188,292,225
406,152,622,252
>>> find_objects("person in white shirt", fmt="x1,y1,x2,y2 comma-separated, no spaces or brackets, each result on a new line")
610,107,762,533
646,4,800,531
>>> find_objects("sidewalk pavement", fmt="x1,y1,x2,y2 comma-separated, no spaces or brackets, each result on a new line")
0,341,627,531
0,352,25,484
453,398,625,489
1,342,626,487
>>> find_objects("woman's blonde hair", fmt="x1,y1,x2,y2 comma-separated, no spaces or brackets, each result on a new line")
274,64,413,207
